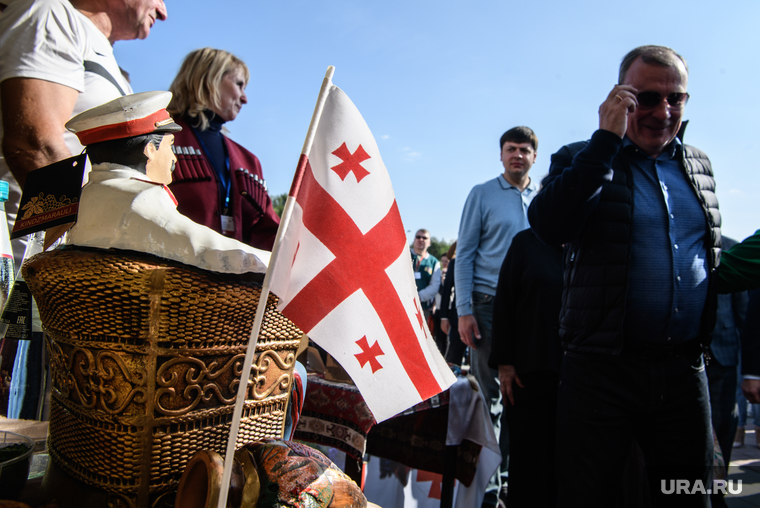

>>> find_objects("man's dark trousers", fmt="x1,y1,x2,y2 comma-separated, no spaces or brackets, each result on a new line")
556,342,712,508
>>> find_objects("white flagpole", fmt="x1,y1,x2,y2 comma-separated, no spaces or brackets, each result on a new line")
216,66,335,508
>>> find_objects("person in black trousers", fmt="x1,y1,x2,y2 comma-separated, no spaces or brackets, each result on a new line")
489,228,563,507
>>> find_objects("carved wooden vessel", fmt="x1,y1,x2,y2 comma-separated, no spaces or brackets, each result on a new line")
22,247,302,507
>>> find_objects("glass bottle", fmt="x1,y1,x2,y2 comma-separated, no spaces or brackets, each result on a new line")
0,181,16,415
4,231,44,419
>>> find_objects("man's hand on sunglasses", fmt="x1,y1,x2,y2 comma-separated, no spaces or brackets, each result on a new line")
598,84,638,139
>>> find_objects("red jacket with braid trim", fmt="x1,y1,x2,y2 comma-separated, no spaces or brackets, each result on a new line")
168,118,279,251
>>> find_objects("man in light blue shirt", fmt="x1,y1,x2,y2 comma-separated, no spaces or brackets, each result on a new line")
454,126,539,507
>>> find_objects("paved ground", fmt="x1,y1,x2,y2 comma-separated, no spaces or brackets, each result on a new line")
726,427,760,507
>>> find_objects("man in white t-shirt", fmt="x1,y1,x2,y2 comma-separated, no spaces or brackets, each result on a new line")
0,0,167,264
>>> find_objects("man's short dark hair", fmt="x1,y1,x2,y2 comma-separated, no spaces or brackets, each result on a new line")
619,45,688,84
86,133,165,170
500,126,538,152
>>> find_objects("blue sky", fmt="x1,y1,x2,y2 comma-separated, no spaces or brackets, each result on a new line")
115,0,760,245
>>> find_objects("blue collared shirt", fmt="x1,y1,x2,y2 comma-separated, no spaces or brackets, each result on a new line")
455,174,538,316
624,137,709,344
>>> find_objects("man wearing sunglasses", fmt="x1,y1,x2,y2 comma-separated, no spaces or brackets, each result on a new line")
411,228,441,329
528,45,720,507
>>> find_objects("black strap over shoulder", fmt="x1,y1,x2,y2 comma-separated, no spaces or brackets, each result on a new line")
83,61,126,96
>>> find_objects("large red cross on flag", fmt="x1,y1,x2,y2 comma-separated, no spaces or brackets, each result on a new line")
269,84,455,422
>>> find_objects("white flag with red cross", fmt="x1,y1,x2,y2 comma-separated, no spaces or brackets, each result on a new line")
268,82,455,422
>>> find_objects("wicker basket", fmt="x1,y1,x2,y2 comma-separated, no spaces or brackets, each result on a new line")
22,247,302,507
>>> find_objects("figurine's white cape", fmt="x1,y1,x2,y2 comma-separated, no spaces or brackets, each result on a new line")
67,164,270,274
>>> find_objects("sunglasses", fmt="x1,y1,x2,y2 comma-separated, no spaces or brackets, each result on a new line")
416,235,429,240
636,91,690,109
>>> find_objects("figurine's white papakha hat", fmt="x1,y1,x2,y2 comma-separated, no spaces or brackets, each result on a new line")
66,91,182,146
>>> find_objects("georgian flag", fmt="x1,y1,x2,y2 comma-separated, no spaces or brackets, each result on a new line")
268,85,455,422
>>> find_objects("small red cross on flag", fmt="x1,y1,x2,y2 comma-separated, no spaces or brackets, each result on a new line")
331,142,371,182
354,336,384,373
269,82,455,422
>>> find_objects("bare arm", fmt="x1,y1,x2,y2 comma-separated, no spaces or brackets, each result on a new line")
1,77,79,187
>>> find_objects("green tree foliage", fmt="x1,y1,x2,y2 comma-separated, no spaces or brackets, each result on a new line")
428,236,453,261
272,193,287,218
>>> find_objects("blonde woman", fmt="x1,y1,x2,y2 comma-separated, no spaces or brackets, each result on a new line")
168,48,279,250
